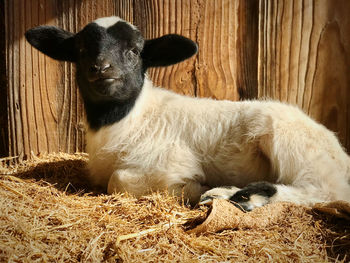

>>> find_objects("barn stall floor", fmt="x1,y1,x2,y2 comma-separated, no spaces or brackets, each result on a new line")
0,153,349,262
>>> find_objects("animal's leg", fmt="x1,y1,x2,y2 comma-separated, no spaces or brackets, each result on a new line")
199,186,241,205
107,169,209,206
168,180,210,206
198,182,284,211
199,182,276,211
200,178,350,211
107,169,159,197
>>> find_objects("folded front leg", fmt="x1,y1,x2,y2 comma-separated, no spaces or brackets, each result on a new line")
107,169,161,197
107,169,209,206
168,180,210,206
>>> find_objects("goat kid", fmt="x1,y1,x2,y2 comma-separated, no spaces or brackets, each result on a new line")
25,16,350,210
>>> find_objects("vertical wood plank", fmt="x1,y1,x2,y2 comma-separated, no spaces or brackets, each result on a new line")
134,0,198,96
195,0,240,100
56,0,82,154
31,0,59,154
7,0,21,159
0,0,8,157
258,0,350,151
236,0,259,99
5,0,60,159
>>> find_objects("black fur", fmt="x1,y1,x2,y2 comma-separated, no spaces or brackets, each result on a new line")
74,22,145,129
25,18,198,130
230,181,277,202
228,182,277,212
83,99,137,130
25,26,76,62
142,34,198,68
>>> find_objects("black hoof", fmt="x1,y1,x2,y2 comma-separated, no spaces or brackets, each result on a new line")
229,182,277,211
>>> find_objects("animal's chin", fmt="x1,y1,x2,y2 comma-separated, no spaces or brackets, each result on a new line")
91,78,123,97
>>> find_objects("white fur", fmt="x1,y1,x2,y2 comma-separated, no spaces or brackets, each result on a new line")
86,76,350,205
94,16,136,30
198,187,240,205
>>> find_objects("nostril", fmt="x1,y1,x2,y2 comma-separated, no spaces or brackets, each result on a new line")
90,65,100,72
90,63,111,73
100,63,111,73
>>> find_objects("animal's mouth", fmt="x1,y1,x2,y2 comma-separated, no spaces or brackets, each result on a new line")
93,77,122,84
90,77,124,98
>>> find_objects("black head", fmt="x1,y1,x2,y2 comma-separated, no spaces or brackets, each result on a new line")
25,17,197,103
25,16,197,129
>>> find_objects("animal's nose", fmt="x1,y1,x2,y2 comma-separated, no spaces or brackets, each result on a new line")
90,62,111,73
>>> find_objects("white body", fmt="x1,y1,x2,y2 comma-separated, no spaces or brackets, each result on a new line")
86,77,350,205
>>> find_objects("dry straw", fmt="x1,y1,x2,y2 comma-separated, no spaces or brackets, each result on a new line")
0,153,349,262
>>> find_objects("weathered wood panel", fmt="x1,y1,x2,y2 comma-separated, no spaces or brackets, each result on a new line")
236,0,259,99
0,0,8,158
5,0,58,159
134,0,258,100
195,0,239,100
133,0,198,96
258,0,350,150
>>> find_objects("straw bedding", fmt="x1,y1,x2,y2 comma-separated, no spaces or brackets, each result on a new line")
0,153,349,262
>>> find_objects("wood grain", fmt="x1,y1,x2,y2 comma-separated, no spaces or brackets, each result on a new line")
133,0,199,96
133,0,254,100
236,0,259,99
195,0,239,100
0,0,8,158
258,0,350,151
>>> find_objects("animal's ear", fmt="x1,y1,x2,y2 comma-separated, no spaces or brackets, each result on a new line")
141,34,198,68
25,26,77,62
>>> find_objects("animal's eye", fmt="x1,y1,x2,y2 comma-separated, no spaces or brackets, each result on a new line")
128,48,139,56
125,48,139,66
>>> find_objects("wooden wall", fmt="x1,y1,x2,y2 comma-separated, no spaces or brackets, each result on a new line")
258,0,350,152
1,0,350,160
